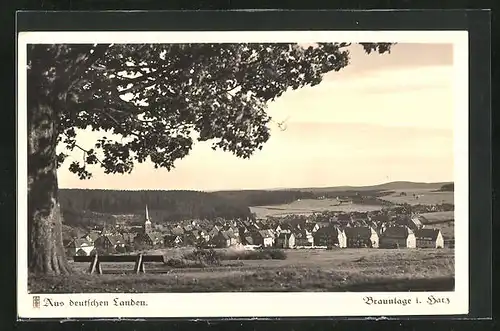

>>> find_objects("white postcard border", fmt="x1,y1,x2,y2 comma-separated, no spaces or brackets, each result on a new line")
17,30,469,319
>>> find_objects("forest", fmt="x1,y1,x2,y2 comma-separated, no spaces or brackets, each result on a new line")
214,189,394,205
59,189,253,225
438,183,454,192
58,188,397,228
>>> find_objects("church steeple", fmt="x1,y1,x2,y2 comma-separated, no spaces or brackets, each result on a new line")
143,204,152,234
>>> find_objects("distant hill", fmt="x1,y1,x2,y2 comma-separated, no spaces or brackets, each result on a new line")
59,189,252,226
276,181,453,193
437,183,454,192
211,181,452,207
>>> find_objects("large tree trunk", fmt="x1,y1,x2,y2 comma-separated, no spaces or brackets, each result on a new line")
27,73,70,275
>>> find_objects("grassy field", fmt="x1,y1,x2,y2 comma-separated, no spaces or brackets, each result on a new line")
250,189,453,218
250,199,384,218
379,189,453,205
29,248,454,293
421,211,455,223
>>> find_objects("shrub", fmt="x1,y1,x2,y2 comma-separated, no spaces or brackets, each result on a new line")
164,256,220,268
221,249,287,260
182,248,221,266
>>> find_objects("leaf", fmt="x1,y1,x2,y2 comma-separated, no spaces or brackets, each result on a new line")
30,42,393,179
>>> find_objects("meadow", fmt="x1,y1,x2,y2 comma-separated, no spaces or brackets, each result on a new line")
29,248,454,293
250,199,384,218
378,189,454,205
420,211,455,223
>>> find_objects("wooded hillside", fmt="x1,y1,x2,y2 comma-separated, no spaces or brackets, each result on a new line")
59,189,252,225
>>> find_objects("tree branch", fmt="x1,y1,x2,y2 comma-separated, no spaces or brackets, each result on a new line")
67,44,111,85
74,144,105,167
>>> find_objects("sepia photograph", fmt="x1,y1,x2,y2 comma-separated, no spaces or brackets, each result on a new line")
17,30,469,318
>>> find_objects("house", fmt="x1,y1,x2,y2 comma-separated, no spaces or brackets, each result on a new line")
94,234,126,251
190,229,200,240
163,234,183,248
275,233,296,249
337,214,352,226
81,230,100,243
225,231,241,246
182,232,199,247
395,215,425,231
379,226,416,248
226,226,239,235
209,231,240,248
247,230,274,247
120,232,136,245
243,233,256,246
278,223,292,234
304,222,320,234
316,221,330,229
274,224,282,234
313,226,346,248
328,215,339,224
414,228,445,248
183,224,194,232
293,230,314,246
134,232,163,247
368,213,391,224
66,238,94,256
209,232,231,248
344,227,379,248
171,226,185,237
198,230,210,242
238,225,250,238
208,226,220,238
410,215,426,230
255,221,267,229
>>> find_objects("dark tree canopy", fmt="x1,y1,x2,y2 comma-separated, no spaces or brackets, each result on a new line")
28,42,392,179
59,189,254,224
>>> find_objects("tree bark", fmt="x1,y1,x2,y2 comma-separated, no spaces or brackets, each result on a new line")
27,73,71,275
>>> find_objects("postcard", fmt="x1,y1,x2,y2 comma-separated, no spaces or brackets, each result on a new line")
17,29,469,319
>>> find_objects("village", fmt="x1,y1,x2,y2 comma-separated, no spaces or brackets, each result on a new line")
64,201,452,258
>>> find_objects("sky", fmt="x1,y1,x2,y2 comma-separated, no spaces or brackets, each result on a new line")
57,43,455,191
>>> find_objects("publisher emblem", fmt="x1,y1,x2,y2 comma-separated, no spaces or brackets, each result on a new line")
33,296,40,309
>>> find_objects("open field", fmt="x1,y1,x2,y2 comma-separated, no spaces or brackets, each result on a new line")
283,181,451,193
29,248,454,293
421,211,455,223
250,199,384,218
379,189,454,205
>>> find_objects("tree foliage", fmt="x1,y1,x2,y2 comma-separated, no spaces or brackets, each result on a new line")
27,42,392,179
439,183,454,192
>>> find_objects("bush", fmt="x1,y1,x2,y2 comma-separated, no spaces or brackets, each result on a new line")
179,248,287,263
221,249,287,260
182,248,221,266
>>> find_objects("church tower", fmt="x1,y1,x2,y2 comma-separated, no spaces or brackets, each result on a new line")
143,204,152,234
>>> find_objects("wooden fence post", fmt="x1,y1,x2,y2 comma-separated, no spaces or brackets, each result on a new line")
140,257,146,273
88,254,99,274
134,254,143,274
